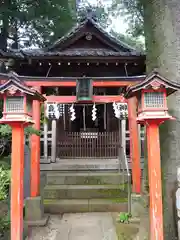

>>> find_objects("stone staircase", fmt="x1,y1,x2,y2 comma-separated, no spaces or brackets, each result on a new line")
41,159,129,214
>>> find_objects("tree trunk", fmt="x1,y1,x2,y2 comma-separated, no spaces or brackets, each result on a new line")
0,16,9,51
0,0,11,51
142,1,180,239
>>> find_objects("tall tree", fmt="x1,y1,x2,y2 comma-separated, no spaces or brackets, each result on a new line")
142,1,180,239
77,1,144,50
114,0,180,239
0,0,76,50
110,0,144,37
120,0,180,238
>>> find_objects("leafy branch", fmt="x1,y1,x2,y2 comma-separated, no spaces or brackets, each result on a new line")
0,124,41,156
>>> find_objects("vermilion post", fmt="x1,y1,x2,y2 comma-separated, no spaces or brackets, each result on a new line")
11,123,25,240
31,87,41,197
146,120,164,240
128,97,141,193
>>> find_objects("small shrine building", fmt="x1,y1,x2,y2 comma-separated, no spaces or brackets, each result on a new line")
0,14,146,193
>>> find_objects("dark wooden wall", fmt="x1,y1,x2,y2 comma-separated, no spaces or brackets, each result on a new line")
13,60,145,77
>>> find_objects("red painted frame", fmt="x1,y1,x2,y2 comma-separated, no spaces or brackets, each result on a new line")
44,95,127,103
23,80,139,87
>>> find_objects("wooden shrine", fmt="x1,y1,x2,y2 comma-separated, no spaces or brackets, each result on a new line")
0,13,146,193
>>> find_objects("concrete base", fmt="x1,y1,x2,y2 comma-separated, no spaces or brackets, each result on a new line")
25,216,49,227
131,194,146,218
24,196,49,227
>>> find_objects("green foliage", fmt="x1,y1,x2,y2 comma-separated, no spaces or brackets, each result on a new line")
0,124,40,138
112,0,144,38
118,212,132,223
0,210,10,238
0,156,11,170
110,30,145,51
24,126,41,137
0,0,76,49
76,1,144,51
0,125,11,138
0,167,10,201
0,216,10,238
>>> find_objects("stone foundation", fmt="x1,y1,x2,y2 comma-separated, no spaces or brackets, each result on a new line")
24,196,49,226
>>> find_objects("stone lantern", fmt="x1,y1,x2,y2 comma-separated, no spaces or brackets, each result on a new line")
124,70,180,240
0,72,46,240
125,70,180,123
0,73,45,124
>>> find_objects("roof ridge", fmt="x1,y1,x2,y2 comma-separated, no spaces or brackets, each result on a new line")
46,17,141,54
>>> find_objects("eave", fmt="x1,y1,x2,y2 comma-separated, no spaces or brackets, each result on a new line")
0,72,146,87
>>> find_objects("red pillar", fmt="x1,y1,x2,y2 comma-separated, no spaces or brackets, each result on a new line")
11,123,25,240
146,120,164,240
31,86,41,197
128,97,141,193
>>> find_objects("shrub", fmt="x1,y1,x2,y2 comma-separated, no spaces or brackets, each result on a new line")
0,214,10,238
0,167,10,201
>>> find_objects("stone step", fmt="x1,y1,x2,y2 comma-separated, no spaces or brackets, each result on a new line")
40,159,120,171
44,184,128,199
46,172,128,185
44,199,128,213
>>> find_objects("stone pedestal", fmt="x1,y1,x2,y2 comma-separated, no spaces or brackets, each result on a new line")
131,194,147,218
24,196,49,226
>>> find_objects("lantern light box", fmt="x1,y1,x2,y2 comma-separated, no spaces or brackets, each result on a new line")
125,70,180,122
0,72,45,124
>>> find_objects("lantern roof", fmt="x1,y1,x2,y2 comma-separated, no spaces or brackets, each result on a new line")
124,70,180,98
0,71,46,101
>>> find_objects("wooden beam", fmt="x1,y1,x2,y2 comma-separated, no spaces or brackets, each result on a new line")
30,86,41,197
43,120,48,163
93,81,139,87
127,97,141,194
121,119,126,151
146,120,164,240
11,123,25,240
26,81,76,87
24,81,139,87
51,119,57,163
44,95,127,103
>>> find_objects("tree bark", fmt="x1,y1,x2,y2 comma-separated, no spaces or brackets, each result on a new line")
142,1,180,239
0,14,9,51
0,0,11,51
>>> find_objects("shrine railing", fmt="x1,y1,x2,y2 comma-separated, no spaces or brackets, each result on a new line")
40,129,145,161
56,131,120,159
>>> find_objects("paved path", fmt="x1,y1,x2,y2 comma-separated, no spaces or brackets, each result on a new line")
27,213,117,240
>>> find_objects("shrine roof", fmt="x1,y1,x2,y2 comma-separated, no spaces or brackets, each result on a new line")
125,70,180,98
0,15,144,59
47,16,141,53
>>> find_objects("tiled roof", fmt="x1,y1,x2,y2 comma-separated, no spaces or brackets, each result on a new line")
0,15,145,59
